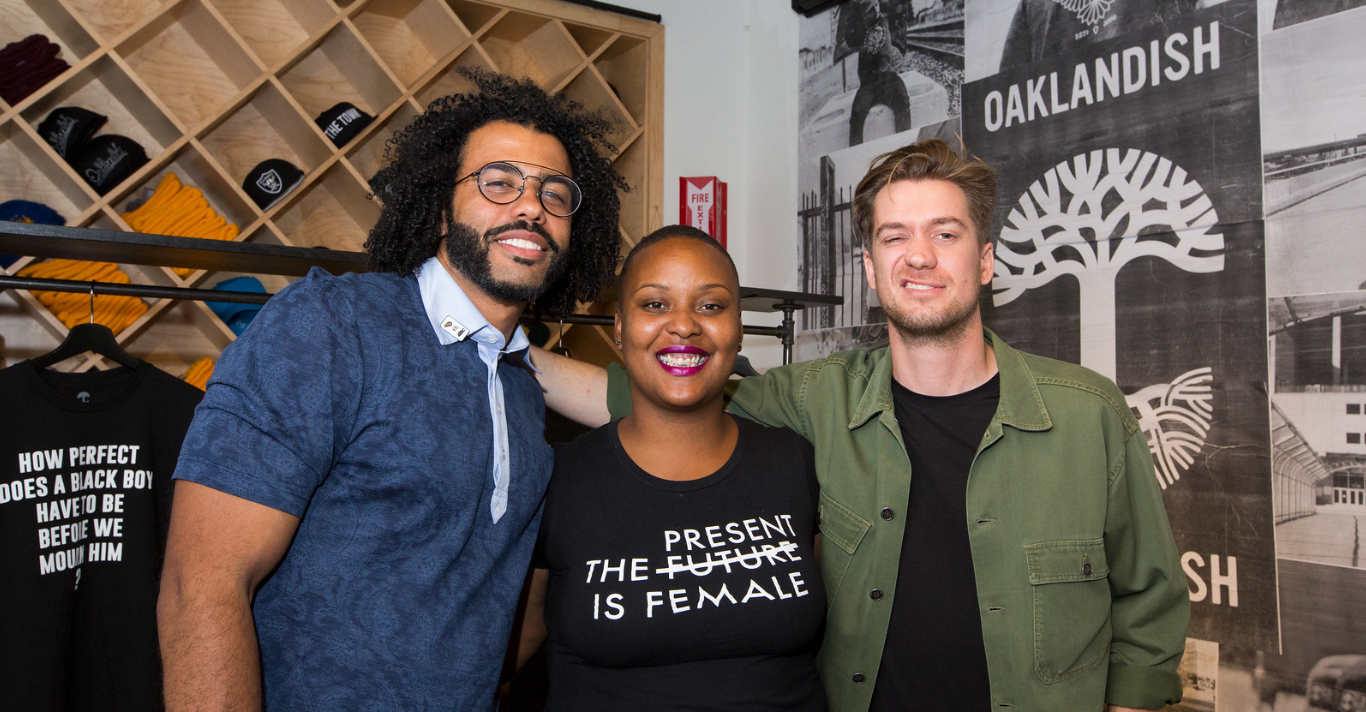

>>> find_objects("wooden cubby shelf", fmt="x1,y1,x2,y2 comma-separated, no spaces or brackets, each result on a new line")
1,0,664,374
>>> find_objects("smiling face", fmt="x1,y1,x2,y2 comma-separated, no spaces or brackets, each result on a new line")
443,121,573,303
862,178,993,344
615,237,742,414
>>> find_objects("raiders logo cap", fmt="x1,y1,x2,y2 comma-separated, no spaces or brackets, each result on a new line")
69,134,149,196
315,101,374,147
243,158,304,210
37,106,107,158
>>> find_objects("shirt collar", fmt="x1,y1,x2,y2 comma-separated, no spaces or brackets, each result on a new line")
982,328,1050,432
848,328,1049,432
416,257,535,368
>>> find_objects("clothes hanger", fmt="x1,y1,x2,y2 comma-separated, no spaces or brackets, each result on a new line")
550,318,572,358
29,281,141,370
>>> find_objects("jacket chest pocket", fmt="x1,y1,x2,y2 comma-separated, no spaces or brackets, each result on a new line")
1025,538,1111,683
818,491,870,606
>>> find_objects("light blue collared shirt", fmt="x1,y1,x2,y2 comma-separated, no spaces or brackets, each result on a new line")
417,257,536,523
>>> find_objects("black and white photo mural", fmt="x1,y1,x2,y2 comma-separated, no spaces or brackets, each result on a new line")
1258,2,1366,708
796,0,964,360
796,0,1366,707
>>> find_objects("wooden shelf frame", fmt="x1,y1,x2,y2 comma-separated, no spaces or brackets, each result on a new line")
1,0,665,373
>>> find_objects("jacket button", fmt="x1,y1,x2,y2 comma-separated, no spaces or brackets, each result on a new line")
880,507,894,520
852,673,866,683
870,589,883,601
1083,563,1092,576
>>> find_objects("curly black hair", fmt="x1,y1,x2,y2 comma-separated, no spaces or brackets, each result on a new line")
365,68,627,315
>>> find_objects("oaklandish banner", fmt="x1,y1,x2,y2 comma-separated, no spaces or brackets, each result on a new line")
964,0,1276,651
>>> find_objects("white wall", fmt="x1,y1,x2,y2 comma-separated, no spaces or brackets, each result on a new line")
610,0,801,370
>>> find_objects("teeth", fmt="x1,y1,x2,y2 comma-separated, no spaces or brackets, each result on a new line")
658,352,707,368
499,238,544,251
903,282,934,290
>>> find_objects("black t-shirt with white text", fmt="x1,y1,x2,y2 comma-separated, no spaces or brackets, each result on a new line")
535,417,826,712
869,375,1000,711
0,361,203,712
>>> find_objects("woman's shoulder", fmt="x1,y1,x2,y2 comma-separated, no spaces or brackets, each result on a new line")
544,426,617,513
549,420,625,483
733,418,819,505
735,417,814,456
552,423,615,466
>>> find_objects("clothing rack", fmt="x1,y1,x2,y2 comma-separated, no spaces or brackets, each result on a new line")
0,275,271,306
1,222,841,364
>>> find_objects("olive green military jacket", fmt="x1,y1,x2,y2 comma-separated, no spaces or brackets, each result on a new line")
607,330,1188,711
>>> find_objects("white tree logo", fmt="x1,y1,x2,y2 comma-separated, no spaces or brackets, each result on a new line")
1052,0,1115,27
1128,368,1214,489
993,148,1226,488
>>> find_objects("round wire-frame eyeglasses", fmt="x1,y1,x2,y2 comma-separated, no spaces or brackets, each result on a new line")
456,161,582,217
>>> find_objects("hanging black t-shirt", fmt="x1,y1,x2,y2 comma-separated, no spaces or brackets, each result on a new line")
0,361,203,712
534,417,827,712
869,374,1000,712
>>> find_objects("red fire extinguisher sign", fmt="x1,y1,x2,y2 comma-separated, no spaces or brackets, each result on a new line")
679,176,727,248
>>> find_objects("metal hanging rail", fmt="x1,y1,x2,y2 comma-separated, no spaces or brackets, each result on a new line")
0,221,366,277
0,275,271,306
1,222,840,364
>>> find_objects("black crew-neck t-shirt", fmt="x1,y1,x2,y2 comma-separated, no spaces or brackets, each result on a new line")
534,416,827,712
0,361,203,712
869,374,1000,711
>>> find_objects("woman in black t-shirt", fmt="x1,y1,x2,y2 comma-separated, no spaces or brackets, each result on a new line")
515,226,827,712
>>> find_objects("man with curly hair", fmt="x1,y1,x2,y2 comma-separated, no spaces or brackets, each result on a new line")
157,69,624,711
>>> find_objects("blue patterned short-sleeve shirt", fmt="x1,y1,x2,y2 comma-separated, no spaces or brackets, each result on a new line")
175,267,553,711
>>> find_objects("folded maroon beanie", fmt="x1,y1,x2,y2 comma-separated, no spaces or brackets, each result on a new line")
0,35,69,105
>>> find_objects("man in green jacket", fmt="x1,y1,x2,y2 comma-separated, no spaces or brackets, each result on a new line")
536,138,1188,711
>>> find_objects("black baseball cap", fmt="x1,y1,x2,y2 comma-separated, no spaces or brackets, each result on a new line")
70,134,148,195
315,102,374,147
243,158,304,210
38,106,106,158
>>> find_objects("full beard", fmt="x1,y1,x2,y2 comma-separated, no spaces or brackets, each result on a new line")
443,217,570,304
881,277,983,347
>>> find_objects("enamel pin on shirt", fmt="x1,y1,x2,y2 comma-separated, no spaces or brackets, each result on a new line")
441,316,470,342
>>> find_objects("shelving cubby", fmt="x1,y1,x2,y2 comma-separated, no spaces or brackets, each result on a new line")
344,97,418,180
0,0,663,375
0,1,100,73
